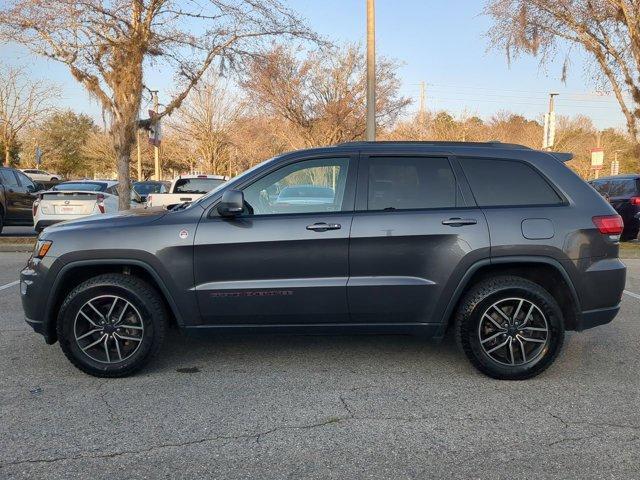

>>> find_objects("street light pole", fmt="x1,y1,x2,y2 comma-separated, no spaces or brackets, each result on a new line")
366,0,376,141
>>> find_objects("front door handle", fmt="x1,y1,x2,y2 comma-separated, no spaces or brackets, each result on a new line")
442,217,477,227
306,222,341,232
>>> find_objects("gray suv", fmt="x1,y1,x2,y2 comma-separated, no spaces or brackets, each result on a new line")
20,142,626,380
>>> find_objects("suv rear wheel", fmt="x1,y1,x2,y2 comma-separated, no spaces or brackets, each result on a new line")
455,276,565,380
57,274,167,377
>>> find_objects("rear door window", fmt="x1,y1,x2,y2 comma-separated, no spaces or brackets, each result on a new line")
366,157,457,211
15,170,35,189
460,158,562,207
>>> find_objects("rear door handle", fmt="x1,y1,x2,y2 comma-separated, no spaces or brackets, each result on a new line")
442,217,477,227
306,222,341,232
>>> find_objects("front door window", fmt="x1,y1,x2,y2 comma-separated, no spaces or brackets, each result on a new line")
242,157,350,215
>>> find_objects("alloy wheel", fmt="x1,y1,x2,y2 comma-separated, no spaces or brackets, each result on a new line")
73,295,144,364
477,297,549,366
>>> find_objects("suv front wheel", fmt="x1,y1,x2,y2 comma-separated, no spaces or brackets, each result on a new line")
57,274,167,377
455,276,565,380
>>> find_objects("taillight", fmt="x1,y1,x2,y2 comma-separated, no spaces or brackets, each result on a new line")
96,193,105,213
592,215,624,235
630,197,640,205
32,198,40,217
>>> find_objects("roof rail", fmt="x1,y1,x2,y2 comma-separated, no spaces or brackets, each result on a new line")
335,140,531,149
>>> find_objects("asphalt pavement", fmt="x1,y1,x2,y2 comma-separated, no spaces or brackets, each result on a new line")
1,252,639,479
0,226,36,237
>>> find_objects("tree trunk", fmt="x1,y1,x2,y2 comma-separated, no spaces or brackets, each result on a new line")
4,141,9,166
111,116,134,210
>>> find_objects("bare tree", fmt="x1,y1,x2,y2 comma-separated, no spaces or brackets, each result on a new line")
0,0,318,208
169,72,245,175
485,0,640,162
243,44,411,148
0,65,58,166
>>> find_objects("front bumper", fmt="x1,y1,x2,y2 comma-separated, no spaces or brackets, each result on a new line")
20,256,57,344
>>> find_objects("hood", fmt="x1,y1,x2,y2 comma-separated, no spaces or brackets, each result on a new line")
42,206,168,233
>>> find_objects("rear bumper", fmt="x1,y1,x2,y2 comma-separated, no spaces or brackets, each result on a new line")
574,257,625,331
576,304,620,331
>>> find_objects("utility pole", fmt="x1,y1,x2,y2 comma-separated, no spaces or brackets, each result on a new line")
419,81,426,125
150,90,161,181
366,0,376,141
542,93,559,150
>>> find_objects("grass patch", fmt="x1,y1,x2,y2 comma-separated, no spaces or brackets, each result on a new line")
620,241,640,259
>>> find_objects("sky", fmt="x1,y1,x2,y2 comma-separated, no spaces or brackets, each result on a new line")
0,0,626,130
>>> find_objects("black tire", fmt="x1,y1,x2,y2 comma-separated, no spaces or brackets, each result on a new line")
0,209,4,235
57,273,167,377
455,275,564,380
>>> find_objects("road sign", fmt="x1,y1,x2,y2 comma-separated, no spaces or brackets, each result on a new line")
591,147,604,168
611,159,620,176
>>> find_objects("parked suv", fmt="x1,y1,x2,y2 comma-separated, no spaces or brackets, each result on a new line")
0,166,42,234
589,174,640,241
20,142,626,380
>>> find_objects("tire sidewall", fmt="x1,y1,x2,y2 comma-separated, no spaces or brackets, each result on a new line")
463,284,564,379
58,282,159,375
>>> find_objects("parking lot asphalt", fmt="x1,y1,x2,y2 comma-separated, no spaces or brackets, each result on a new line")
0,226,37,237
1,252,639,479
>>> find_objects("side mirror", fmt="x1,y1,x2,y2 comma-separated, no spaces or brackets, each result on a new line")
217,190,244,217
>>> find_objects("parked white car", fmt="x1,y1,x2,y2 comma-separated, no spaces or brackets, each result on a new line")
146,174,227,208
21,169,62,182
33,180,141,232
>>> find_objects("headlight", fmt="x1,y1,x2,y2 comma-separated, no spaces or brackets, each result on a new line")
34,239,52,259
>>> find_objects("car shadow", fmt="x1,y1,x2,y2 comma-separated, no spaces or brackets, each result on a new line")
146,327,469,376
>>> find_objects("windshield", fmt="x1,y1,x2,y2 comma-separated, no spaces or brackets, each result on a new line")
52,182,107,192
134,182,167,195
174,178,225,194
193,155,284,205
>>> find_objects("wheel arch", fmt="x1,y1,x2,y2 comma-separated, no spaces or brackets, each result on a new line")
44,259,184,343
442,256,581,332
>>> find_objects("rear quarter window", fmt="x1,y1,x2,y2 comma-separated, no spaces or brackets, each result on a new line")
460,158,563,207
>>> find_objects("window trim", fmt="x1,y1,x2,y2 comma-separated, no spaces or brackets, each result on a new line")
206,152,359,219
457,156,568,209
356,153,466,213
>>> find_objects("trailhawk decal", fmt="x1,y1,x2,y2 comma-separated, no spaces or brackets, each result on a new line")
209,290,294,298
